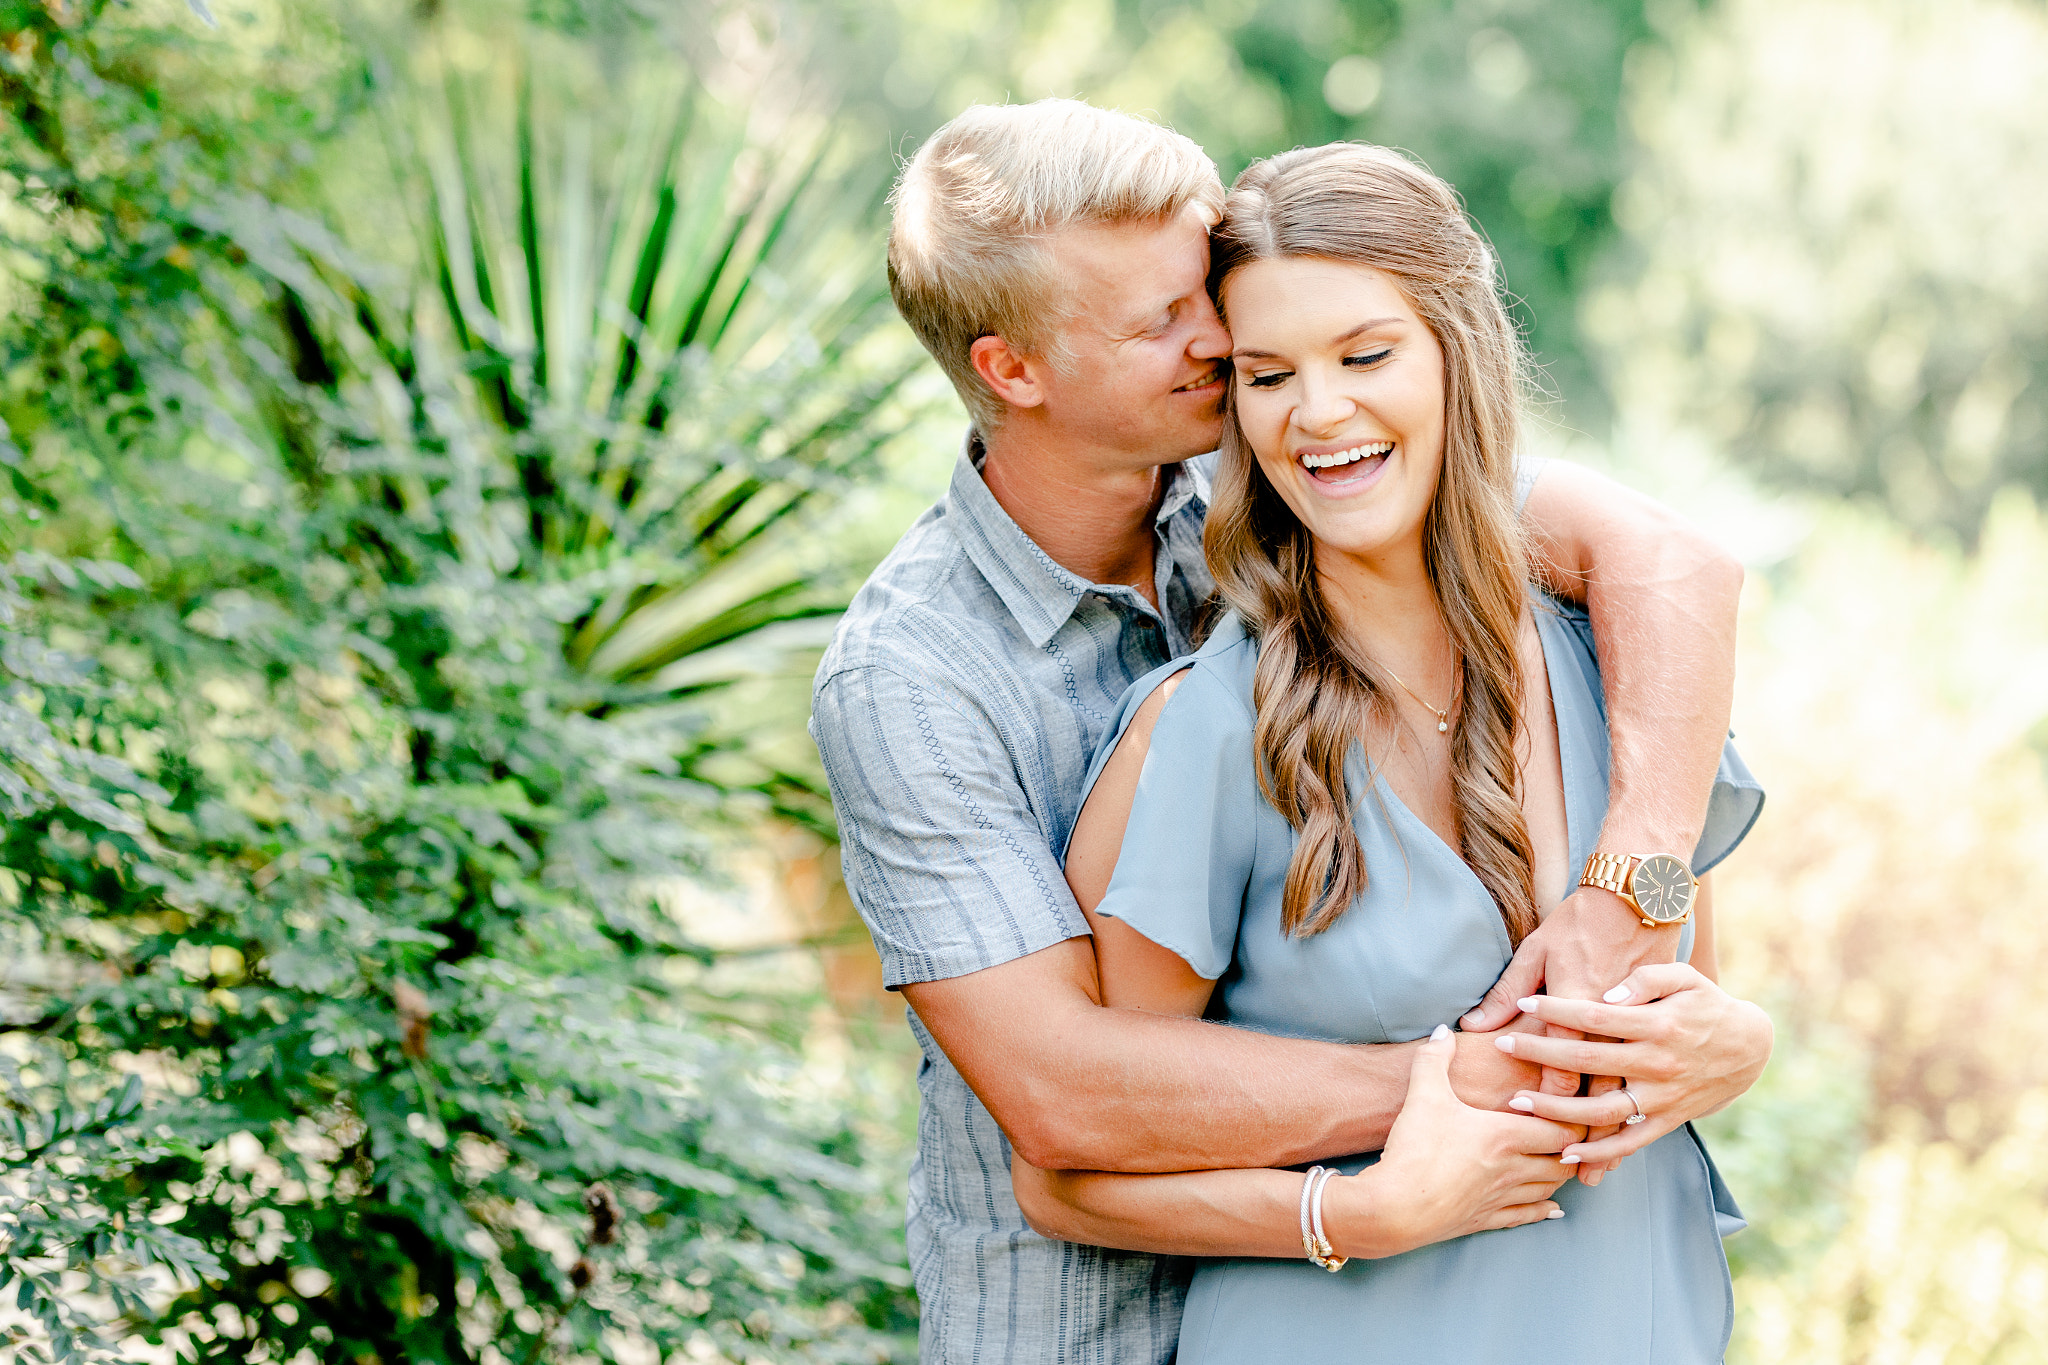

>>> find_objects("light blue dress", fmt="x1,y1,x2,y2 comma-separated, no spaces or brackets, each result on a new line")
1075,598,1765,1365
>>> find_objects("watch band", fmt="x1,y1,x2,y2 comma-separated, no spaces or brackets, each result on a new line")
1579,851,1636,898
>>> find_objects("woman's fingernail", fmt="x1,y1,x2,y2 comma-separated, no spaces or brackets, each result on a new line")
1431,1023,1453,1042
1508,1096,1535,1112
1603,985,1633,1003
1460,1010,1483,1028
1494,1035,1515,1053
1560,1153,1582,1165
1516,997,1540,1013
1586,1170,1605,1187
1546,1208,1565,1219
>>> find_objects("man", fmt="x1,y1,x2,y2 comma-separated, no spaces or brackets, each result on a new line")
812,100,1751,1363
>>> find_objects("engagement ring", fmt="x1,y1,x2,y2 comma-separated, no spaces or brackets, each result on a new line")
1621,1086,1647,1126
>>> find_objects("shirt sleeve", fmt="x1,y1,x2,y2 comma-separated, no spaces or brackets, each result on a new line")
811,664,1088,989
1084,666,1261,981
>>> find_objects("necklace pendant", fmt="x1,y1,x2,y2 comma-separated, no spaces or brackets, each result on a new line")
1437,718,1449,733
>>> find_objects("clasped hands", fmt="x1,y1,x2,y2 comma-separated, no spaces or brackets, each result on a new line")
1344,959,1770,1260
1444,888,1773,1184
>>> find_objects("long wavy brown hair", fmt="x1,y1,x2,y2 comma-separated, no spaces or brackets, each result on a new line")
1205,143,1538,943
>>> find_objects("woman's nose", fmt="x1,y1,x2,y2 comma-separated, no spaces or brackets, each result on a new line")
1293,377,1354,437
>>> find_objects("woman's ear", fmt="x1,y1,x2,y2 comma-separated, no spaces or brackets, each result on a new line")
970,335,1049,411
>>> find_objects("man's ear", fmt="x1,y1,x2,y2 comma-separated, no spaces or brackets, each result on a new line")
970,335,1049,412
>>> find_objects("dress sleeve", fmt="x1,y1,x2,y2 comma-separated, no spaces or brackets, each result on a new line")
1080,665,1262,982
1691,734,1764,876
1514,454,1548,516
812,664,1088,988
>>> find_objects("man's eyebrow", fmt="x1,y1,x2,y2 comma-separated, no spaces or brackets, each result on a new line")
1231,317,1407,361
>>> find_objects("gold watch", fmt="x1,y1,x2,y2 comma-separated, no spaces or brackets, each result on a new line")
1580,852,1698,928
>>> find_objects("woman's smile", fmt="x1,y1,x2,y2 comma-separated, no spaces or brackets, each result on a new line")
1296,439,1396,490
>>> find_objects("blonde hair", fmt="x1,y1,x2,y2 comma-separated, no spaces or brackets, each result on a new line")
1204,143,1538,943
888,99,1224,430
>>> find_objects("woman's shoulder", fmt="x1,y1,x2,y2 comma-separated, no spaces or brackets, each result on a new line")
1074,614,1259,827
1065,617,1267,974
1120,611,1259,738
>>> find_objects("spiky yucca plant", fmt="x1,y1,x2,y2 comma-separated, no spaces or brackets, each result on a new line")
1,3,924,1361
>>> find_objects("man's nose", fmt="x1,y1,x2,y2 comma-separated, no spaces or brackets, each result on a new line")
1186,292,1231,360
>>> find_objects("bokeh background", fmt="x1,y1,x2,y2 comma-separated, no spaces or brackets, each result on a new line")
2,0,2045,1361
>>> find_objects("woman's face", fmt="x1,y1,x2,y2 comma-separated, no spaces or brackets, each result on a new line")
1223,256,1446,568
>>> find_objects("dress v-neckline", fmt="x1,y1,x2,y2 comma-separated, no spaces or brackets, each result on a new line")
1360,605,1590,911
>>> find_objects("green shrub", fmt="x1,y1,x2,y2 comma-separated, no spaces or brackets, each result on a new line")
1,2,921,1359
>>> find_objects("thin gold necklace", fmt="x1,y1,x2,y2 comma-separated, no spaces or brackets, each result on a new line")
1380,664,1456,734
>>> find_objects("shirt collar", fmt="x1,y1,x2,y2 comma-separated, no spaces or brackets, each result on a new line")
947,428,1210,649
1158,448,1211,522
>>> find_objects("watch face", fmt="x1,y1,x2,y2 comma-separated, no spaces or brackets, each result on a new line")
1629,855,1697,924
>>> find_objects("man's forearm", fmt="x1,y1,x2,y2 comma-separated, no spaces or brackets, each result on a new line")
909,927,1539,1176
1525,462,1741,859
924,992,1539,1172
987,1001,1413,1172
1586,548,1739,856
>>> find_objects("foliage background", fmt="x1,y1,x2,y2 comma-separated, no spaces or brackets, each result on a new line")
3,0,2046,1361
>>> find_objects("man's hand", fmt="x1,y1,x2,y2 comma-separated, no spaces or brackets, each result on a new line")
1448,1012,1548,1110
1461,886,1683,1183
1461,886,1681,1057
1495,963,1773,1166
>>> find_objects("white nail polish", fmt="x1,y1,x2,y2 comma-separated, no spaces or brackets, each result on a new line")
1546,1208,1565,1219
1560,1153,1581,1164
1431,1023,1452,1042
1603,985,1632,1004
1494,1035,1515,1053
1508,1096,1535,1112
1517,997,1540,1013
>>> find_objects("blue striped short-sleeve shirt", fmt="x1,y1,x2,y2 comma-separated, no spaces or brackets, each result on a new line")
811,432,1545,1364
812,432,1213,1365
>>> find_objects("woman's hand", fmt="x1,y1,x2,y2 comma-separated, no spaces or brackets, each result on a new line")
1325,1025,1579,1259
1494,963,1773,1168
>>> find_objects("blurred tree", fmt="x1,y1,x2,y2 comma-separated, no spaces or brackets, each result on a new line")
777,0,1679,428
1,0,919,1359
1587,0,2048,542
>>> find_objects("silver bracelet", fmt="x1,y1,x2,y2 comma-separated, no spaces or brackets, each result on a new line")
1305,1166,1348,1271
1298,1166,1325,1263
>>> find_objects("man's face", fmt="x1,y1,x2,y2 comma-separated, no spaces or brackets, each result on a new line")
1030,206,1231,468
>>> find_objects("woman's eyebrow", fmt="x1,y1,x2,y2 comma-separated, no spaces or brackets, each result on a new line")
1233,317,1407,361
1333,317,1405,344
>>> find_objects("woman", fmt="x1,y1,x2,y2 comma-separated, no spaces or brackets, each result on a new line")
1011,144,1773,1362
